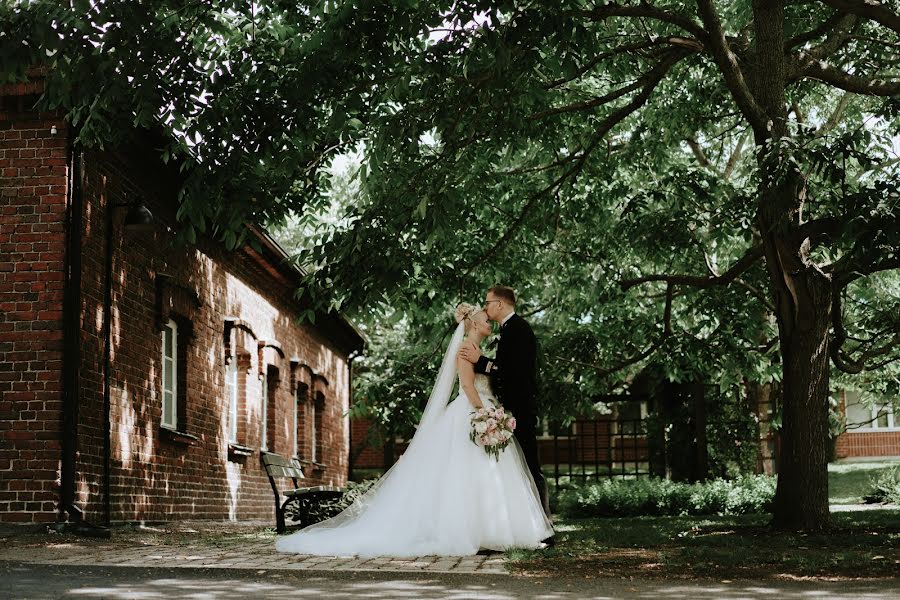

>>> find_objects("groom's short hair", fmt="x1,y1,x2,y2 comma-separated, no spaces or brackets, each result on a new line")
489,285,516,306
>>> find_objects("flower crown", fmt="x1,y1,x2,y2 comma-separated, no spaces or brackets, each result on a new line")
453,302,479,324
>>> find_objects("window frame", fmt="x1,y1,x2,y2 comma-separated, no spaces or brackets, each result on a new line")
310,395,318,463
844,390,900,432
260,369,268,451
161,319,178,429
226,358,239,444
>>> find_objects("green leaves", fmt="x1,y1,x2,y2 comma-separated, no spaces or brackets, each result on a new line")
6,0,899,443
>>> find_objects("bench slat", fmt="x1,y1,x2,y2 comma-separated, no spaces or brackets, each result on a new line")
262,452,291,467
283,486,343,497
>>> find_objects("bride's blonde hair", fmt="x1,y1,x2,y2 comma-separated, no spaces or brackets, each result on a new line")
453,302,480,330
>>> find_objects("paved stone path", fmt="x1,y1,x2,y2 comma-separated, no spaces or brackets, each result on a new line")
0,525,509,575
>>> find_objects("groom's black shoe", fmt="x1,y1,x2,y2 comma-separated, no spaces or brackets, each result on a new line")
540,536,555,549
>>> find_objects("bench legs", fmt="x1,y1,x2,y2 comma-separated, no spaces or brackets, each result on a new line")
275,500,287,534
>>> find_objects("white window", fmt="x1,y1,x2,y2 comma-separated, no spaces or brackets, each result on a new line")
309,400,318,462
293,389,299,458
845,391,900,431
260,370,268,451
161,319,178,429
226,359,238,443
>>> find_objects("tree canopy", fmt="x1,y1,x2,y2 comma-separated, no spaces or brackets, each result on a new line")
3,0,899,529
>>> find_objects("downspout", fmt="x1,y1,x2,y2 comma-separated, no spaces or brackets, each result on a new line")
346,350,360,482
101,177,115,529
59,143,83,524
57,144,109,537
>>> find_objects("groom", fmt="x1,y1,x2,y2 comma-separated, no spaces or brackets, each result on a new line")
460,286,552,534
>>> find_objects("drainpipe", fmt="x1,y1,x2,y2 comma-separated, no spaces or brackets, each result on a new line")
57,144,108,537
346,349,360,482
59,143,83,524
101,185,115,529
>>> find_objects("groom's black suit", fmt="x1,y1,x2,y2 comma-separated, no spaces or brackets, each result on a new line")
474,313,549,516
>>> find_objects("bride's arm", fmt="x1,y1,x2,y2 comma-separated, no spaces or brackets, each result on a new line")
456,357,484,409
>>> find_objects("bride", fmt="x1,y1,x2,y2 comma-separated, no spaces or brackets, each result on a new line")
275,303,554,557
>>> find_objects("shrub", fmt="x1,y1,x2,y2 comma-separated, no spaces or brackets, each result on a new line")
863,465,900,505
558,475,776,518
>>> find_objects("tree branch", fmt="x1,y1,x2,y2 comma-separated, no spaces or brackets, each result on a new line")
804,13,858,61
785,10,850,49
551,342,660,376
573,5,709,41
800,60,900,95
816,91,852,136
723,133,748,180
787,13,859,79
542,37,700,90
530,74,649,121
686,136,713,168
695,0,769,134
532,46,696,121
833,253,900,289
619,244,765,291
817,0,900,35
831,290,900,373
736,277,777,312
796,216,842,245
465,50,692,277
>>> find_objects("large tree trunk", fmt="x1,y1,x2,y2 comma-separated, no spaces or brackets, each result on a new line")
757,173,833,530
769,269,832,529
751,0,831,530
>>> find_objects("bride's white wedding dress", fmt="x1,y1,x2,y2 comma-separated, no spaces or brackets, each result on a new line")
276,324,553,558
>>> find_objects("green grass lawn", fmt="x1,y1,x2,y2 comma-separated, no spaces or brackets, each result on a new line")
829,460,900,505
513,461,900,579
508,510,900,579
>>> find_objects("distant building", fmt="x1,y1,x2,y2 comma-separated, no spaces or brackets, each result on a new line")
835,390,900,459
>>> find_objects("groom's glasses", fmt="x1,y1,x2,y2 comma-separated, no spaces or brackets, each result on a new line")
483,300,502,309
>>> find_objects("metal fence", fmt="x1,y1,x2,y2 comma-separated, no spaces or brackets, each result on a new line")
546,413,652,489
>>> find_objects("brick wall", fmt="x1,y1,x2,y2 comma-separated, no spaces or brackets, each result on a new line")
0,89,357,524
0,82,68,523
833,390,900,460
835,431,900,459
72,145,353,523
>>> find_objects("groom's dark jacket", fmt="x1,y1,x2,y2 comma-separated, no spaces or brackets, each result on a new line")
474,313,538,431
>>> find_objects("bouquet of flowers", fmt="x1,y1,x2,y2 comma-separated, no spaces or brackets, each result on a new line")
469,406,516,461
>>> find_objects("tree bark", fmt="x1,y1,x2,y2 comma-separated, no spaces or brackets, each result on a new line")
768,265,832,529
751,0,832,530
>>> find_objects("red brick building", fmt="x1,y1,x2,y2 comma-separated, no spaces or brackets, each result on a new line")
0,79,363,525
834,390,900,459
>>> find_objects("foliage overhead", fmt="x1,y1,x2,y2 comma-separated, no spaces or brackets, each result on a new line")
3,1,899,461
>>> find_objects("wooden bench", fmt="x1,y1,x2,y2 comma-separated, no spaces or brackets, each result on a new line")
261,452,344,533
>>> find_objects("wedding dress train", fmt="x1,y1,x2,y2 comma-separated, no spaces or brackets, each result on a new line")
275,324,553,558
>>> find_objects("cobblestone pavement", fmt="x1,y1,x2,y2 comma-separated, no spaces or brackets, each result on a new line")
0,522,509,575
